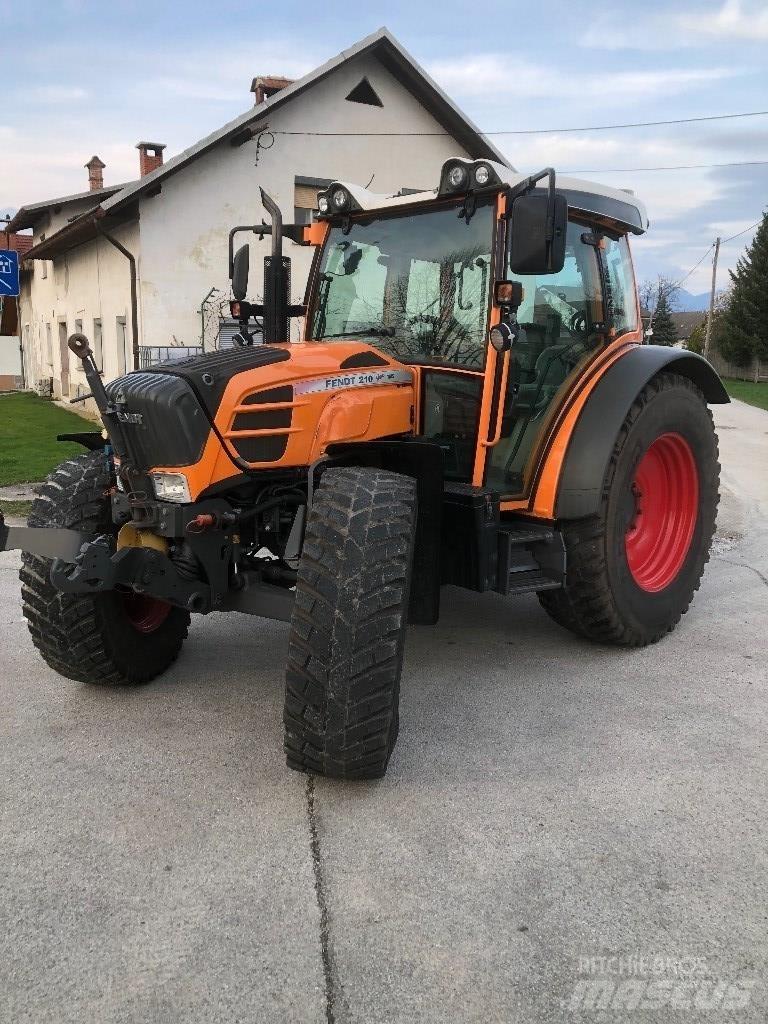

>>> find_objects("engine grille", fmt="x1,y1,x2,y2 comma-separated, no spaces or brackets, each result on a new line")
226,385,297,464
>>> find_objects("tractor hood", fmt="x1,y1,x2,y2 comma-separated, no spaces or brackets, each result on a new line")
106,342,415,501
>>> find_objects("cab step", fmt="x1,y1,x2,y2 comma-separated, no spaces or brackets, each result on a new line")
496,521,565,597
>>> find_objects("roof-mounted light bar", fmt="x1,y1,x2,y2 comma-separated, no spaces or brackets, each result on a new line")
437,158,505,197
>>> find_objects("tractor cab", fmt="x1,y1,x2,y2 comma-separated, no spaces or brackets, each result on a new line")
231,158,649,504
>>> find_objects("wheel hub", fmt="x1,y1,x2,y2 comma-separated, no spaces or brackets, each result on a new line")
121,592,172,633
624,432,699,592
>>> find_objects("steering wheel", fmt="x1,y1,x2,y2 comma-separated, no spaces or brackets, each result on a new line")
568,311,587,337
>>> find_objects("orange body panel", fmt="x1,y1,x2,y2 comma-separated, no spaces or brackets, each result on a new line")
153,342,415,501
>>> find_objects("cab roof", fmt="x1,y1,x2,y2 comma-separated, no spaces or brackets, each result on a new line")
330,159,649,235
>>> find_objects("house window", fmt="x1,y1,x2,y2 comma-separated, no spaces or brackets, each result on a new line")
74,318,83,336
345,77,383,107
116,317,127,377
294,176,332,228
45,322,53,364
93,318,103,370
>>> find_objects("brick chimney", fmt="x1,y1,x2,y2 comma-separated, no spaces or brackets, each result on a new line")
250,75,294,106
85,155,106,191
136,141,166,177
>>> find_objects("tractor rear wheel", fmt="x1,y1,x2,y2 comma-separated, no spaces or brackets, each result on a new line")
284,467,417,779
539,372,720,646
20,452,189,685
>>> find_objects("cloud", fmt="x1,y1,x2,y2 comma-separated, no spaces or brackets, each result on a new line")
26,85,89,103
427,55,740,102
679,0,768,40
580,0,768,48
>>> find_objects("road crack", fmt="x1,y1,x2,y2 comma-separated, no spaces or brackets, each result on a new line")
717,557,768,588
306,775,345,1024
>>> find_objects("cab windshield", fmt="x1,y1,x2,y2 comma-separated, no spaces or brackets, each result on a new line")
309,197,495,369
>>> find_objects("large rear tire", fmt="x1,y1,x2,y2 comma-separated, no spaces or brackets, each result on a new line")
539,372,720,646
20,452,189,685
284,467,417,779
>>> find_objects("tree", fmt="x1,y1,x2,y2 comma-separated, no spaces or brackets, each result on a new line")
687,290,729,355
650,290,678,346
639,275,679,343
718,210,768,367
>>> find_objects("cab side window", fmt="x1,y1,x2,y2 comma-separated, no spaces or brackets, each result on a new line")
602,234,638,336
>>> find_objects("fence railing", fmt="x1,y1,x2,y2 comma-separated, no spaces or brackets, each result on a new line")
138,346,203,369
707,349,767,383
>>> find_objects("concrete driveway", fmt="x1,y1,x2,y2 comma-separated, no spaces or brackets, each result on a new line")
1,399,766,1023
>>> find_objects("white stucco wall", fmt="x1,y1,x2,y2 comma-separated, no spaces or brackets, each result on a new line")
137,52,472,349
20,219,139,400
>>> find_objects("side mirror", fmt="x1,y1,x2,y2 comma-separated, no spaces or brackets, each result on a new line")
232,243,250,301
509,193,567,275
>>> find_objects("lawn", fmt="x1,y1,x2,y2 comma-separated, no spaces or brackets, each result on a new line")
0,392,99,486
723,378,768,412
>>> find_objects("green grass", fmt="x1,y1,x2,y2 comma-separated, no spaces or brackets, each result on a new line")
0,499,32,518
0,393,99,486
723,378,768,412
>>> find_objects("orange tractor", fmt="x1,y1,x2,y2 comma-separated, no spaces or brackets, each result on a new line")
2,159,727,778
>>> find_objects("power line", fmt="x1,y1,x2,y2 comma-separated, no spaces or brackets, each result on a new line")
272,109,768,137
561,159,768,174
675,245,716,288
722,218,763,243
644,244,715,334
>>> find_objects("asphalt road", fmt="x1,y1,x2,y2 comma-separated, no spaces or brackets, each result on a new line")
1,399,766,1023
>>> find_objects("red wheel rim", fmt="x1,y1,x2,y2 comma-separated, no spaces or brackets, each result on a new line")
121,592,172,634
624,432,699,592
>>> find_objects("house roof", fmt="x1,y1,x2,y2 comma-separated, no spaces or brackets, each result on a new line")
671,311,707,339
99,27,510,220
6,182,130,233
2,232,33,256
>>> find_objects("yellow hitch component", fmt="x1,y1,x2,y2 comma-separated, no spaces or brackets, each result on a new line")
116,524,169,555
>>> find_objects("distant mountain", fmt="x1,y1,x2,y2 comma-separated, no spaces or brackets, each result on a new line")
675,288,710,312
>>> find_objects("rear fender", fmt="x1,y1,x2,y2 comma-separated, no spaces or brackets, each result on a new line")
555,347,728,520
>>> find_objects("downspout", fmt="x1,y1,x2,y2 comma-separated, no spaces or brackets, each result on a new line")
96,222,140,371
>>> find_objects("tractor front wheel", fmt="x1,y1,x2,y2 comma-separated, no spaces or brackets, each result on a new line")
20,452,190,684
539,372,720,646
284,467,417,779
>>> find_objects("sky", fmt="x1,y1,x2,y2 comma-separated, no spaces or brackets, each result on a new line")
1,0,766,295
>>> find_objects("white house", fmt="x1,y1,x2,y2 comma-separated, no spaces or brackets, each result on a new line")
11,28,508,411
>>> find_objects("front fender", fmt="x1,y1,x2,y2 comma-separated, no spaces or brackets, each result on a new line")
555,346,728,520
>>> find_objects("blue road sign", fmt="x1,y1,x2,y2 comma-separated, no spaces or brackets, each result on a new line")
0,250,20,297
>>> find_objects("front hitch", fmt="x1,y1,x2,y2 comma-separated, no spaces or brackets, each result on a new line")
50,539,212,613
0,512,87,561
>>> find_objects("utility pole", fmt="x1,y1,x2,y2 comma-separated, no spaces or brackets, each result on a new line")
703,236,721,361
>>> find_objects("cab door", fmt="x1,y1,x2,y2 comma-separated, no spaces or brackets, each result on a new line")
481,220,608,497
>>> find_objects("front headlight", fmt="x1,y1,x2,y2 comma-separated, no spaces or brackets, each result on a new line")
318,194,329,213
151,472,191,503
